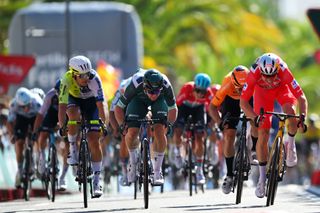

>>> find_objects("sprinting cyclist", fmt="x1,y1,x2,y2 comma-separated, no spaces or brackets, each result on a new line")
240,53,308,198
209,65,258,194
58,55,108,197
114,68,177,185
32,80,70,191
109,77,131,186
173,73,213,184
7,87,43,188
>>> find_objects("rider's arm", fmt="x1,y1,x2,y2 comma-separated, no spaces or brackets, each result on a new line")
58,74,70,128
114,105,125,126
96,100,108,124
168,106,178,124
33,89,54,133
297,93,308,119
163,77,178,124
240,72,257,119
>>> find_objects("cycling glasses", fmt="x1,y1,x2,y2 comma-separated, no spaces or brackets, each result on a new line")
194,88,207,95
75,73,90,79
145,88,162,95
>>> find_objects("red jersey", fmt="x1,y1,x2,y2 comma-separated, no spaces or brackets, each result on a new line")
241,59,304,101
176,82,213,110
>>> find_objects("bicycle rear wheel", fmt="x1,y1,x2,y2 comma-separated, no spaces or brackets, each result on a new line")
266,138,280,206
143,139,149,209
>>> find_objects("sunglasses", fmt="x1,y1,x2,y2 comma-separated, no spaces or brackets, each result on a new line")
75,73,90,79
145,88,161,95
194,88,207,95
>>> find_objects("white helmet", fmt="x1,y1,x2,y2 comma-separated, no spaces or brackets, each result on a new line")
258,53,280,76
30,87,45,100
15,87,32,106
69,55,92,74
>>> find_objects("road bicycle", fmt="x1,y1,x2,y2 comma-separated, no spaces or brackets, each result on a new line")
42,127,59,202
21,126,35,201
182,115,205,196
68,116,107,208
259,108,300,206
129,115,159,209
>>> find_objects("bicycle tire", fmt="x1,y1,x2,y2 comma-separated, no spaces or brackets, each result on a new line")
80,140,88,208
188,140,193,197
23,147,32,201
235,135,245,204
143,138,149,209
266,137,280,206
50,147,57,202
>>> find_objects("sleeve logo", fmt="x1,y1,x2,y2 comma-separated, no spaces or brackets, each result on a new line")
291,79,299,89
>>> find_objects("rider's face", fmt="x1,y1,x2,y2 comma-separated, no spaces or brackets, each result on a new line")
261,74,277,83
146,92,160,101
75,74,89,86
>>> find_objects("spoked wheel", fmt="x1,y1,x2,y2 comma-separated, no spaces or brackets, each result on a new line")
143,139,149,209
80,140,88,208
235,146,244,204
266,138,280,206
23,147,32,201
188,141,193,197
49,147,57,202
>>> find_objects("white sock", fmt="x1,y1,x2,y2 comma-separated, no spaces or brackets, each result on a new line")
287,135,295,148
259,165,266,183
129,149,138,164
153,152,164,173
92,161,102,183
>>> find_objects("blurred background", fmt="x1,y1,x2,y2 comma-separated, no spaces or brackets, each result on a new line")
1,0,320,195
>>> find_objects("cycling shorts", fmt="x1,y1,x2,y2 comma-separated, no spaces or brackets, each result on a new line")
254,85,296,129
174,104,206,132
14,114,36,140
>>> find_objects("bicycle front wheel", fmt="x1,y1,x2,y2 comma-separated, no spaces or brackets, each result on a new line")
80,140,88,208
23,147,32,201
49,146,57,202
266,137,280,206
143,138,149,209
235,137,245,204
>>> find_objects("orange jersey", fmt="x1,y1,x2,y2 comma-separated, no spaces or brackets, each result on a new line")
211,72,242,107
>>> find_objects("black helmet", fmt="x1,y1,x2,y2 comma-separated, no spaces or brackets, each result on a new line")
143,69,164,91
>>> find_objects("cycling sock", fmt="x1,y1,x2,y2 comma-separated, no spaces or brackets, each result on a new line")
153,152,164,173
121,158,128,175
92,161,102,183
196,157,203,168
68,134,77,143
251,136,258,151
226,156,234,177
59,164,69,180
258,162,267,183
287,134,295,148
18,162,23,173
129,149,138,164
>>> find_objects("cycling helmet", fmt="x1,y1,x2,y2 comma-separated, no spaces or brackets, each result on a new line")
69,55,92,75
258,53,280,76
143,69,164,91
30,87,45,100
54,79,61,94
231,65,249,87
15,87,32,106
194,73,211,90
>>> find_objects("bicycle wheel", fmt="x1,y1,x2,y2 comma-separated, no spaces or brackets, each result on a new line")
80,140,88,208
235,136,245,204
49,146,57,202
188,140,193,197
23,146,32,201
266,137,280,206
143,138,149,209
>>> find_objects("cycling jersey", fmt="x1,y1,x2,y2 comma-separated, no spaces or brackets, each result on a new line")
39,88,58,115
8,93,43,122
117,71,176,110
211,72,242,107
241,59,303,101
59,70,104,104
110,77,131,112
176,82,213,109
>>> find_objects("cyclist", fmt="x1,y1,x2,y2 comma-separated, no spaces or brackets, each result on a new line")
114,68,177,185
32,80,69,190
208,65,258,194
109,77,131,186
240,53,308,198
58,55,108,197
173,73,213,184
7,87,43,188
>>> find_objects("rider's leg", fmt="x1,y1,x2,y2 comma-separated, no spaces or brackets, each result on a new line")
37,131,49,175
66,106,80,165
